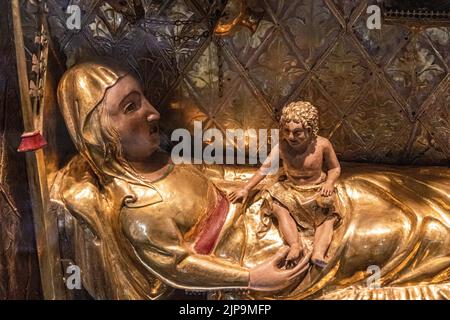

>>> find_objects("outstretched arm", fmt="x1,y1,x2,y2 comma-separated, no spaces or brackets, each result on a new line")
228,144,280,203
127,216,309,291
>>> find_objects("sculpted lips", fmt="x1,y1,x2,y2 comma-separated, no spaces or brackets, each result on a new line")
286,139,301,146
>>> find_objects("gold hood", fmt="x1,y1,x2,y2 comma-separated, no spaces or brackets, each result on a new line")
57,61,162,203
57,61,126,180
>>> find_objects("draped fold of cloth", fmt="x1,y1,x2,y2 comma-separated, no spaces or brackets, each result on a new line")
258,176,342,238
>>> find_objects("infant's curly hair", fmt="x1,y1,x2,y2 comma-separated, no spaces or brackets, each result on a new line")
280,101,319,137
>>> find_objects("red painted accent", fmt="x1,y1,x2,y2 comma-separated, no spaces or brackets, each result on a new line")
17,130,47,152
194,191,230,255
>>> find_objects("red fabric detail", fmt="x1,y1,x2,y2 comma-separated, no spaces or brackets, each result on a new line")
17,130,47,152
193,192,230,254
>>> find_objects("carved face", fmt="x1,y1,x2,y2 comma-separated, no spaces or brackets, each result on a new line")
104,74,160,161
281,121,311,150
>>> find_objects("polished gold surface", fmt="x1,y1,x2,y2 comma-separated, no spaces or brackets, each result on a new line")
52,154,450,299
47,61,450,300
214,0,262,36
9,0,445,300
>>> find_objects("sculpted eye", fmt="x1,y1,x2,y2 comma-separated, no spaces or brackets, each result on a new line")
124,102,137,114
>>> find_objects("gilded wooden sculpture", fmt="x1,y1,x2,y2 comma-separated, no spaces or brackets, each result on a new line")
50,61,450,300
2,0,450,300
229,101,342,269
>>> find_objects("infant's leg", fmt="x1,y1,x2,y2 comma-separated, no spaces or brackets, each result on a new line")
272,203,300,247
272,203,303,263
312,216,336,266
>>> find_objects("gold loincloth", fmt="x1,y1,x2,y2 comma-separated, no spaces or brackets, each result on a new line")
259,175,342,237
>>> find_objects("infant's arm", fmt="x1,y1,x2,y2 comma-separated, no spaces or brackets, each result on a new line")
322,138,341,185
228,144,280,203
242,144,280,191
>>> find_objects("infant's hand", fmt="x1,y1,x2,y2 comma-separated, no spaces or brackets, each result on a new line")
286,243,302,262
228,188,249,204
320,183,334,197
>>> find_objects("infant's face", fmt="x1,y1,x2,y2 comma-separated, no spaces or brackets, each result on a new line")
281,121,312,150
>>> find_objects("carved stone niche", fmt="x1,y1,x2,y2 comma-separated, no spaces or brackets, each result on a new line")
383,0,450,27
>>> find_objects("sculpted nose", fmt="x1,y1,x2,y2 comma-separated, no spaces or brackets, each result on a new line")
144,99,160,122
147,111,160,122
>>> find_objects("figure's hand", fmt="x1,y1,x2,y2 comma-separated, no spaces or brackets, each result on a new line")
286,243,303,262
228,188,249,204
249,247,311,292
320,182,334,197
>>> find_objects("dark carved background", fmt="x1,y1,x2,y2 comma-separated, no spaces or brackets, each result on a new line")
41,0,450,166
0,0,42,300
